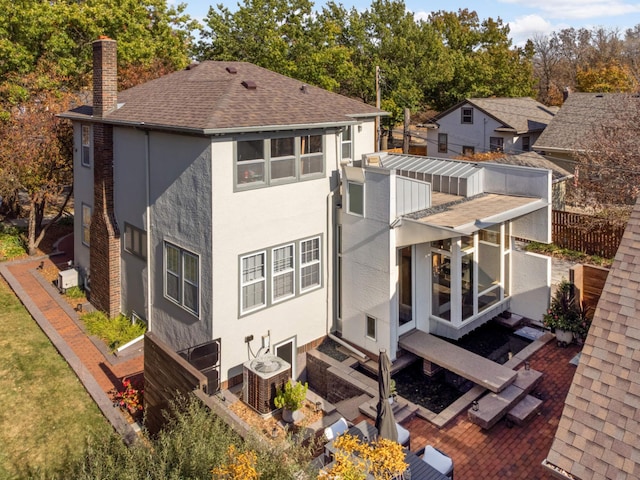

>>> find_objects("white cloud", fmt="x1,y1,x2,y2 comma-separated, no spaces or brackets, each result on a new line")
412,10,430,22
499,0,640,20
508,14,567,45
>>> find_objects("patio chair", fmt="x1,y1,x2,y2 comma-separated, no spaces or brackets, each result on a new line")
323,417,349,441
421,445,454,479
396,422,410,449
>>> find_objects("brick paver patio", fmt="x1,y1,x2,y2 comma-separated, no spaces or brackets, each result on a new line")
405,341,580,479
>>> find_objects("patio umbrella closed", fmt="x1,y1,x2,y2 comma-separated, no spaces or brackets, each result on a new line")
375,349,398,442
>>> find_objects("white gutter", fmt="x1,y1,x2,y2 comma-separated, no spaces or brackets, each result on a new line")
145,131,152,331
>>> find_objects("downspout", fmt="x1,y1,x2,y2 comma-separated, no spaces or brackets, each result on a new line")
145,130,152,331
326,128,367,360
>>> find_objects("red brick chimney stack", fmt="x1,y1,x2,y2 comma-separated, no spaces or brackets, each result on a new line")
92,37,118,117
90,36,121,318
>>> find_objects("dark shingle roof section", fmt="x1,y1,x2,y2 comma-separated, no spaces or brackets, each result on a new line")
490,152,573,182
534,92,640,152
433,97,555,134
545,198,640,479
467,97,556,133
65,61,384,133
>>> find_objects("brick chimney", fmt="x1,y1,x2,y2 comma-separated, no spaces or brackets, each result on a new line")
90,37,121,317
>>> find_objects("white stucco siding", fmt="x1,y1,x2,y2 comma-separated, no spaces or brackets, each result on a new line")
113,127,148,321
72,123,93,279
210,134,338,382
352,119,377,160
147,132,213,351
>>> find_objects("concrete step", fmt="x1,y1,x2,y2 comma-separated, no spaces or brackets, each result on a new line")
358,396,418,425
467,368,543,430
507,394,543,426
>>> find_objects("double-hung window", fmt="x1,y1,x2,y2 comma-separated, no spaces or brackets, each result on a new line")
165,242,200,315
81,125,91,167
300,237,321,292
300,134,323,176
461,107,473,124
241,252,266,313
341,126,353,162
81,204,91,246
272,244,295,302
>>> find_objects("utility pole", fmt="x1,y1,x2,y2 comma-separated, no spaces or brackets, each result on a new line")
403,107,410,154
375,66,381,152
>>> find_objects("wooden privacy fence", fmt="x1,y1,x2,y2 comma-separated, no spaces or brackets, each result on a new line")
553,210,625,258
570,264,610,317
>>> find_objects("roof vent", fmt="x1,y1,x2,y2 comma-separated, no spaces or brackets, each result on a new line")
186,62,199,70
242,80,257,90
595,94,604,98
226,66,237,74
300,84,308,93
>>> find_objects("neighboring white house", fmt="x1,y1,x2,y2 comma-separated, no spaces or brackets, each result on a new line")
338,152,553,361
61,38,385,387
425,98,556,159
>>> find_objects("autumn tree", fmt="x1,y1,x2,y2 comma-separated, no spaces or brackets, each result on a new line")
0,69,75,255
567,94,640,225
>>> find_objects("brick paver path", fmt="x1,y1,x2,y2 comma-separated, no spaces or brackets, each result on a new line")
405,341,580,479
3,235,143,396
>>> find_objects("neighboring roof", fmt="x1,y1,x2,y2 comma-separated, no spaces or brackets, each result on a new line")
534,92,640,153
431,97,556,134
62,61,385,134
545,198,640,479
489,152,573,182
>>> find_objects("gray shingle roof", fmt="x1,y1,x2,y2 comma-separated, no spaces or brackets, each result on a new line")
545,197,640,479
433,97,555,134
63,61,384,133
534,92,640,153
489,152,573,182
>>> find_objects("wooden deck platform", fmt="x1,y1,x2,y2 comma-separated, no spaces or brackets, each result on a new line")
399,330,517,393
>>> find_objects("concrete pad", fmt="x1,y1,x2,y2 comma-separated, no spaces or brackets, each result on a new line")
512,369,543,392
514,326,546,341
399,330,517,393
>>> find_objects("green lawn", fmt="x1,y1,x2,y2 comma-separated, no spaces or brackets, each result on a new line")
0,278,113,479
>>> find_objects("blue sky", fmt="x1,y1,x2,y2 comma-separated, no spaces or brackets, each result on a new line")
177,0,640,46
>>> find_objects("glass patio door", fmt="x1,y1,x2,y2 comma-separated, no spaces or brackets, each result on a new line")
398,246,415,335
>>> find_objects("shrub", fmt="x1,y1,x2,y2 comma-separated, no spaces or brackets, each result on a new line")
543,279,590,335
64,285,86,300
81,311,146,351
0,225,26,260
274,380,308,411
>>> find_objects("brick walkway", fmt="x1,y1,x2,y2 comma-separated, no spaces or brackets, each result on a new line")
404,341,580,479
0,233,142,442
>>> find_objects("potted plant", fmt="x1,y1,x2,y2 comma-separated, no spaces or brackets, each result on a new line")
274,380,308,423
389,379,397,404
543,279,590,346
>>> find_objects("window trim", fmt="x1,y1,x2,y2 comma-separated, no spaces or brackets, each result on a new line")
341,125,353,162
300,236,321,293
81,124,91,167
366,315,377,340
239,235,323,317
461,107,473,124
272,243,295,304
81,203,91,247
489,136,504,152
235,133,325,191
164,241,200,317
240,250,267,315
347,181,364,217
124,222,147,260
438,133,448,154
